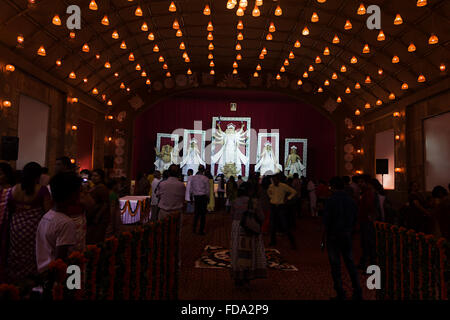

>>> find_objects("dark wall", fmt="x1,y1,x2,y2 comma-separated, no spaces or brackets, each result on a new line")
133,89,336,180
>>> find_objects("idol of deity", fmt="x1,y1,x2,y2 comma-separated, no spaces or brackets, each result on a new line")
154,144,178,172
285,145,306,177
211,122,249,176
255,141,282,176
180,138,205,175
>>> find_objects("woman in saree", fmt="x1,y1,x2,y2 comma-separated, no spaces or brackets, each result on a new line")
230,182,267,288
206,171,215,212
86,169,110,244
0,162,15,282
6,162,52,283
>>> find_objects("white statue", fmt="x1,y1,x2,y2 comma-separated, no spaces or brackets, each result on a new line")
154,144,178,172
285,145,306,177
211,122,249,176
255,141,282,176
180,138,205,175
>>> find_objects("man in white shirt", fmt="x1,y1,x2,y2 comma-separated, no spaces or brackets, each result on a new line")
36,172,81,273
190,165,210,235
155,165,186,220
150,170,161,220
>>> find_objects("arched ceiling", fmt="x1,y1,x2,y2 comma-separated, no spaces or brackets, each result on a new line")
0,0,448,116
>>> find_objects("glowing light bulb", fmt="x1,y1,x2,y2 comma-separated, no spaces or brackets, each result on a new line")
297,80,303,86
428,34,438,45
203,4,211,15
135,6,143,17
252,5,260,17
394,14,403,25
350,56,357,64
135,64,141,71
302,27,309,36
207,21,214,31
237,20,244,29
274,5,282,16
179,42,186,50
52,15,62,26
101,15,110,26
303,72,308,78
129,52,135,61
169,2,176,12
332,73,338,80
392,55,399,63
417,74,426,82
344,20,352,30
417,0,427,6
341,65,347,72
266,33,273,41
357,3,366,15
365,76,371,84
323,47,330,55
294,40,301,48
148,33,155,41
377,30,385,41
408,43,416,52
112,30,119,39
355,82,361,89
355,109,361,116
176,29,183,37
311,12,319,22
89,0,98,10
153,44,160,52
376,100,383,106
269,22,276,33
289,51,295,59
37,46,46,56
315,56,322,64
362,44,370,54
141,22,148,31
173,19,180,30
120,41,127,49
332,35,340,43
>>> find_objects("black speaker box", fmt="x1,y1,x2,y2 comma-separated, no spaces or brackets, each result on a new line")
104,155,114,169
1,136,19,161
376,159,389,175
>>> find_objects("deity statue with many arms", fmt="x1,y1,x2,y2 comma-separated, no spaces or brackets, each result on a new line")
212,122,249,176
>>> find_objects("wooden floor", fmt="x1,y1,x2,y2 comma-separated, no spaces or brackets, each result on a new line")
178,208,376,300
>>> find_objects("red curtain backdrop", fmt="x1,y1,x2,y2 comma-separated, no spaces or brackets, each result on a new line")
133,89,336,180
77,118,94,171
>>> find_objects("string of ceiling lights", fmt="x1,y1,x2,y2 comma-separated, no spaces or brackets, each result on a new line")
3,0,445,113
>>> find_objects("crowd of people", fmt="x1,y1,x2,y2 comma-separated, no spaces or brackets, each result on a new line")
0,157,126,286
1,158,448,300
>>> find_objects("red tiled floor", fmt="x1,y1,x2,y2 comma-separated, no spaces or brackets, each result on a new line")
178,210,376,300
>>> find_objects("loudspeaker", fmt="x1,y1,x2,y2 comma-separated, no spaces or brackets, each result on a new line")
104,155,114,169
376,159,389,175
1,136,19,161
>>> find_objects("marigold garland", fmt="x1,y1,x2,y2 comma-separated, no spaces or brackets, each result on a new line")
134,228,144,299
121,232,132,300
437,238,447,300
85,245,101,300
146,223,155,299
48,259,68,300
68,251,87,300
0,284,20,300
154,221,162,300
104,237,119,300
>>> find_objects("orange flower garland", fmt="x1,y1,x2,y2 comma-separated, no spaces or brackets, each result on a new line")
0,284,20,300
398,227,407,300
121,232,133,300
146,223,155,299
437,238,447,300
48,259,68,300
154,221,162,300
407,230,416,297
105,237,119,300
134,228,144,299
86,245,101,300
68,251,87,300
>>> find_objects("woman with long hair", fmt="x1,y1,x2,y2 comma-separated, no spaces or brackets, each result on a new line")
86,169,110,244
206,171,215,213
6,162,51,283
0,162,15,281
230,182,267,288
226,176,238,213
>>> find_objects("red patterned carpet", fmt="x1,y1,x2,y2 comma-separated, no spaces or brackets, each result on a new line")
178,209,376,300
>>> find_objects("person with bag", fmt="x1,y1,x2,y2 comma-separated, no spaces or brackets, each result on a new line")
230,182,267,288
